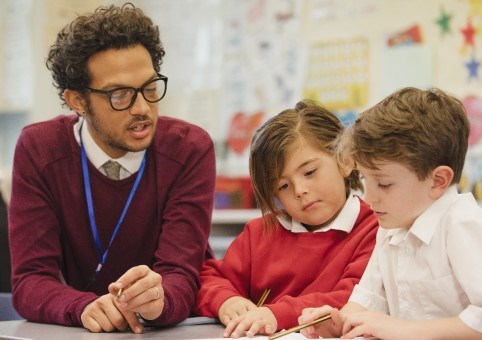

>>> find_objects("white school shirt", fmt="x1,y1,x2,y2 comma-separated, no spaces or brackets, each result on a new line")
349,185,482,333
277,192,361,233
73,117,144,179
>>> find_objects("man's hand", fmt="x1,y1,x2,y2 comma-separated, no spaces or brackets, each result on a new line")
108,265,164,321
80,293,143,333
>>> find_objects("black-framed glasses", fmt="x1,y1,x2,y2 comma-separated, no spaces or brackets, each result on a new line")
85,73,168,111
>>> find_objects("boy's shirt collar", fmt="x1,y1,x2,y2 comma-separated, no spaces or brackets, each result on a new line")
386,185,459,246
277,191,361,233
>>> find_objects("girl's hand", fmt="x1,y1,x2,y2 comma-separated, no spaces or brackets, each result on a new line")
223,306,277,338
218,296,257,326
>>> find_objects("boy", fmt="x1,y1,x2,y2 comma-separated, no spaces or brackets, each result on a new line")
299,87,482,339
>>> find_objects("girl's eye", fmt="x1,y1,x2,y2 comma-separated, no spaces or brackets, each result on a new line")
378,183,392,189
305,168,317,177
278,183,289,191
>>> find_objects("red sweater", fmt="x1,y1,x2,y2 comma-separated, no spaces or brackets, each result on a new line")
195,199,378,330
9,115,215,327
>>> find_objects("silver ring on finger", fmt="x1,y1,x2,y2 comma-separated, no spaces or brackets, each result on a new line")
153,286,160,300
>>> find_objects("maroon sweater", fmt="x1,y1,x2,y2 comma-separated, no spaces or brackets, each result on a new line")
195,199,378,330
9,115,215,327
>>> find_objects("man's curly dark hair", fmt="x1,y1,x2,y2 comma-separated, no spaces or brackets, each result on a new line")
46,3,165,107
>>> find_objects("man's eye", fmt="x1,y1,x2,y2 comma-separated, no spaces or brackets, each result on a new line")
144,85,157,93
111,89,131,101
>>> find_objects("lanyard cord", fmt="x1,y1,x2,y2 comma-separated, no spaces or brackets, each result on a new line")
79,122,146,273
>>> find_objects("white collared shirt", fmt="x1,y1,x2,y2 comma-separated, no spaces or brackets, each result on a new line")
349,185,482,333
73,118,145,179
277,192,361,233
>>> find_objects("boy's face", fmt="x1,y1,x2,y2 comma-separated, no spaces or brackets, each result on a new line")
83,44,160,158
276,139,348,231
358,161,435,229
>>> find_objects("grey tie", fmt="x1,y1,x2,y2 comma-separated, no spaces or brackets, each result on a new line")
103,160,121,180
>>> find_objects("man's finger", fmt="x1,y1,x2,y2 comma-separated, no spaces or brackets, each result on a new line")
123,311,144,334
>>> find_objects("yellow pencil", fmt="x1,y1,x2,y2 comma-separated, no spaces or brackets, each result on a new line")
268,314,331,340
256,288,271,307
116,288,123,298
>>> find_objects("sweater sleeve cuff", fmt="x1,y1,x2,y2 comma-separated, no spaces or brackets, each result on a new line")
71,293,100,326
265,301,298,331
209,290,240,316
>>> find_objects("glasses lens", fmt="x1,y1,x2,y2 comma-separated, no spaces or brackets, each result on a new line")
110,88,135,110
107,77,167,110
142,78,166,103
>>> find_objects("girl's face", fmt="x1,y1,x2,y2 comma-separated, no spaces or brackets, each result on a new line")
276,138,349,231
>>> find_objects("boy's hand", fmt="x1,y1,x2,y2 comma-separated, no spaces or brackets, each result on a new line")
342,310,400,339
299,305,344,339
223,306,277,338
218,296,257,326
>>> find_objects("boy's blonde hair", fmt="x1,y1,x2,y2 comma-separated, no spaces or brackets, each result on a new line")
249,100,363,232
339,87,469,183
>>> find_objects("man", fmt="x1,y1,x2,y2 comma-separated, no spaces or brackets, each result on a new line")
8,3,216,334
0,184,11,292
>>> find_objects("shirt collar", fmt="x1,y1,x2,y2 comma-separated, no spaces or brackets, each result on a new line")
385,185,459,246
409,185,459,244
277,192,361,233
73,117,145,174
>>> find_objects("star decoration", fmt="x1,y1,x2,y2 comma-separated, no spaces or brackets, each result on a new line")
436,7,452,35
465,55,480,79
461,18,476,47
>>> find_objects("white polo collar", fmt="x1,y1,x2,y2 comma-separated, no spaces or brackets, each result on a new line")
277,192,361,233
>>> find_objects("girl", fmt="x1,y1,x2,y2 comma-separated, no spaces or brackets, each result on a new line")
195,101,378,338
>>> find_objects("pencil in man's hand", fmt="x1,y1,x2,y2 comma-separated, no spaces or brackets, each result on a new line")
268,314,331,339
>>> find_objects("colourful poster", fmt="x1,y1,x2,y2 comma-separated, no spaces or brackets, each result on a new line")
303,39,369,110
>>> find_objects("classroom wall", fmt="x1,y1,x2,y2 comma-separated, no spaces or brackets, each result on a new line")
0,0,481,201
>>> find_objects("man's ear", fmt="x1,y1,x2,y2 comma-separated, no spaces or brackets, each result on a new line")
430,165,454,199
64,89,86,115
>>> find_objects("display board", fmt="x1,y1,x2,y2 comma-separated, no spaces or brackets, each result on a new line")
0,0,481,200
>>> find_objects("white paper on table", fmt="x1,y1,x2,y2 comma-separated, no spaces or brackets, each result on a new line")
188,332,342,339
188,334,371,340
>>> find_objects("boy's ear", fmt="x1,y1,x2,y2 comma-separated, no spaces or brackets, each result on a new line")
430,165,454,199
64,89,86,115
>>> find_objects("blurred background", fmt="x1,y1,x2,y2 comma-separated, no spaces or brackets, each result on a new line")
1,0,481,209
0,0,482,270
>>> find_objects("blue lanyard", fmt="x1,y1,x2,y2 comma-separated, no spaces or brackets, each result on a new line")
79,123,146,274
